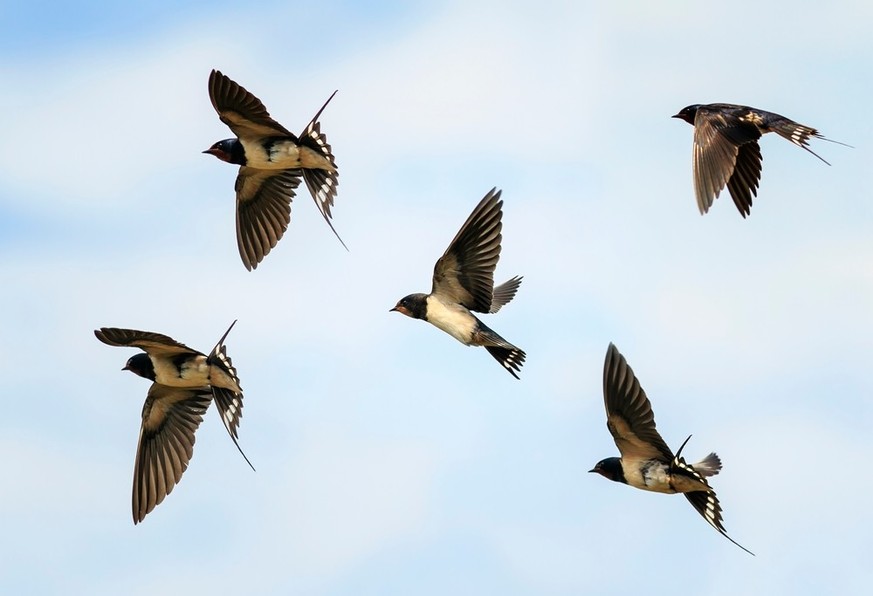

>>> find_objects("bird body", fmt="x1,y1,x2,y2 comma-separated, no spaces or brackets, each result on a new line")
590,343,752,555
122,350,240,394
222,136,335,172
391,188,525,378
673,102,844,217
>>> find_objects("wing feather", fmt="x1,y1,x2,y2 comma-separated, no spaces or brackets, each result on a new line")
132,385,212,524
432,188,505,312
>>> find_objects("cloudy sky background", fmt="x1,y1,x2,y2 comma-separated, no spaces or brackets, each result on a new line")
2,1,872,594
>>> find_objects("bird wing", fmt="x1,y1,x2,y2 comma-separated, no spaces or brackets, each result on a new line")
431,188,504,313
297,91,345,249
724,141,762,217
489,276,523,314
602,343,674,462
234,167,302,270
208,69,295,139
132,384,212,524
94,328,199,357
692,107,762,215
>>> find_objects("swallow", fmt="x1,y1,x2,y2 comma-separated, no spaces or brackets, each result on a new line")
94,321,254,472
390,188,525,379
590,343,753,555
673,103,848,217
204,69,344,270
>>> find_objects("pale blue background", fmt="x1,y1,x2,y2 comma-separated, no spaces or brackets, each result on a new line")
1,1,871,594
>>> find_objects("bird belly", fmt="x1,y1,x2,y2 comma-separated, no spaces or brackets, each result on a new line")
151,357,211,388
625,460,676,494
424,297,477,345
241,139,302,170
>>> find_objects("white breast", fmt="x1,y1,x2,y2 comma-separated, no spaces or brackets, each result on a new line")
152,357,210,388
624,459,675,494
241,139,302,170
425,296,477,345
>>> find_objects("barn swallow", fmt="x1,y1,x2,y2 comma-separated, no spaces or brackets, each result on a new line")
94,321,254,472
391,188,525,378
204,69,344,270
673,103,847,217
590,343,753,555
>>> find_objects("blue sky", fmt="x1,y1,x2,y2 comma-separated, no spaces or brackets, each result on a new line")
1,1,872,594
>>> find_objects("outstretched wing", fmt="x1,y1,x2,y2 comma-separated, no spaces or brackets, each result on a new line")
602,343,674,463
234,167,302,270
432,188,504,313
208,69,294,139
489,276,523,313
132,385,212,524
94,328,199,357
692,106,762,216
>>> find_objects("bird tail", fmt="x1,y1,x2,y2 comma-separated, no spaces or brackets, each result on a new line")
768,118,840,165
489,276,523,313
208,320,241,391
298,90,347,251
211,386,256,472
476,321,526,379
484,346,526,380
206,321,255,471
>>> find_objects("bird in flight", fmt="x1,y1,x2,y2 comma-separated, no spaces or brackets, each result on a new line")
391,188,525,378
95,321,254,523
590,343,753,555
673,103,847,217
205,69,343,269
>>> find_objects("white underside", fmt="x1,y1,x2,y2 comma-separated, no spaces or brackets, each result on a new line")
150,357,240,392
240,139,334,171
624,459,674,494
152,357,211,388
425,295,477,345
241,139,302,170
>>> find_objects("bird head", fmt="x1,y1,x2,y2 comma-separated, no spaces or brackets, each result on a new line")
589,457,625,483
390,294,427,320
122,353,156,381
672,105,700,125
203,139,244,164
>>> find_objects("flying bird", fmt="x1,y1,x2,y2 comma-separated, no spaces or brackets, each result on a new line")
204,69,343,270
590,343,753,555
95,321,254,523
391,188,525,379
673,103,847,217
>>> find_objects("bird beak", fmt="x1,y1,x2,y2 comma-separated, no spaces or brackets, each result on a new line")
587,468,597,473
391,305,409,316
203,148,218,156
122,365,130,371
670,113,682,119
